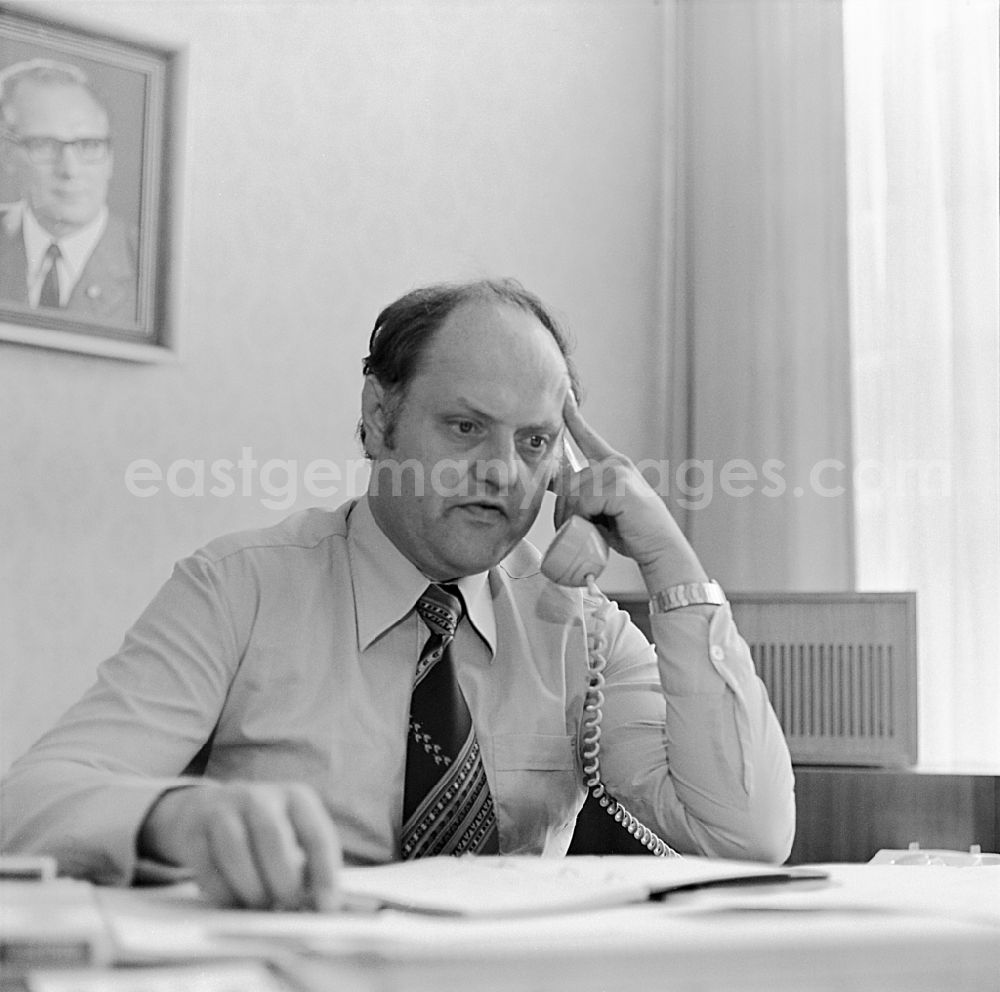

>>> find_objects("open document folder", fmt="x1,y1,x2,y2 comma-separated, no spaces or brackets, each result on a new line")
334,855,828,917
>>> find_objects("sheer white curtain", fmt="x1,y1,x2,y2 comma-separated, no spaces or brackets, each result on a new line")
843,0,1000,768
677,0,856,593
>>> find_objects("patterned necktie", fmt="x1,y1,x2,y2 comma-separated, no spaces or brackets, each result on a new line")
38,242,62,308
401,583,499,858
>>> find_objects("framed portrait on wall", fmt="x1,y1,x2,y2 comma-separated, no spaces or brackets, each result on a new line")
0,4,180,361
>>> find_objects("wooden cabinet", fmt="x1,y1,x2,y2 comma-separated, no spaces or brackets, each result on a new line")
570,767,1000,863
787,766,1000,864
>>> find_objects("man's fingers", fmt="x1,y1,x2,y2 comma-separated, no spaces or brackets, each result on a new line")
287,787,343,911
562,392,617,463
205,809,269,908
189,833,237,908
244,794,310,910
167,782,340,911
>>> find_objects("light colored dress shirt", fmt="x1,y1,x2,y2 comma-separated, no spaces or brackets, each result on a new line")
22,203,109,307
0,498,795,884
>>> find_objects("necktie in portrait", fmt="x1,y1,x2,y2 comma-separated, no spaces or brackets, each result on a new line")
38,242,62,308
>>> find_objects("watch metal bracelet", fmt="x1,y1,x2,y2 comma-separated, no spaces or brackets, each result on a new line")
648,580,727,614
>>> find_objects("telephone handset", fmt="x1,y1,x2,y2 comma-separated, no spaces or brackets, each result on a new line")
539,515,610,587
541,437,610,588
541,441,679,858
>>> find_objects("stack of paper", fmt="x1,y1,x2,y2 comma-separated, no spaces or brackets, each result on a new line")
335,854,826,916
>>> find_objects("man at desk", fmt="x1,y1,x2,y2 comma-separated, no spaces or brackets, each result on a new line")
0,279,795,910
0,59,138,323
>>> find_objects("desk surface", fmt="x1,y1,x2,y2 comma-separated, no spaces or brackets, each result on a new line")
4,862,999,992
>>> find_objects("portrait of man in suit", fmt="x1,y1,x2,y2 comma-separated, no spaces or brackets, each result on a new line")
0,58,138,325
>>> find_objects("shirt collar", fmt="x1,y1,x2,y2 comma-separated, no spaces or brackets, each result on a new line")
22,203,107,283
453,570,497,657
347,496,497,657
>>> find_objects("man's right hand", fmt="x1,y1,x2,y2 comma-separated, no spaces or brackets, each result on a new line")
138,781,342,910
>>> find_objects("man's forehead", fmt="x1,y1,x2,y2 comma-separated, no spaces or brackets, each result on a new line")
402,302,566,422
433,300,567,366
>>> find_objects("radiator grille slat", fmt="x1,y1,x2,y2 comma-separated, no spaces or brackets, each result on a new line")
749,642,898,742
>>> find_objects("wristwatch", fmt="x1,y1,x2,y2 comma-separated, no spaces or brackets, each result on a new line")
648,580,727,614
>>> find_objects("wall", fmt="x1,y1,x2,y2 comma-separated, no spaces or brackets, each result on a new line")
0,0,672,773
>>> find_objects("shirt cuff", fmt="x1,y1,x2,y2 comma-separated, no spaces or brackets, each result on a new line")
651,603,732,695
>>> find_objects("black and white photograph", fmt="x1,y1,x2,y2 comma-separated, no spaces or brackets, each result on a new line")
0,5,176,357
0,1,997,989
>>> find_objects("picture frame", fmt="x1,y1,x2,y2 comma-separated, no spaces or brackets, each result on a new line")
0,4,180,361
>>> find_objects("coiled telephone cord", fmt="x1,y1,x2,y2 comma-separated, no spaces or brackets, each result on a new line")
581,576,681,858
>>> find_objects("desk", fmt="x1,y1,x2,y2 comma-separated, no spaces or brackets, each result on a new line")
291,911,998,992
4,862,998,992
